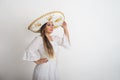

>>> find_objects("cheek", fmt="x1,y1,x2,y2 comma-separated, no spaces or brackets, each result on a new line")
48,27,53,30
45,27,53,32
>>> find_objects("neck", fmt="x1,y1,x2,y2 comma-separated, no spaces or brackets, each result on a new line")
45,33,53,41
45,33,51,37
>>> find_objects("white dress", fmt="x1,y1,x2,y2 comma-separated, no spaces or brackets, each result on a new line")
22,34,70,80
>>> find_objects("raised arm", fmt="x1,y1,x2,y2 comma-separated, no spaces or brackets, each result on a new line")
61,21,70,45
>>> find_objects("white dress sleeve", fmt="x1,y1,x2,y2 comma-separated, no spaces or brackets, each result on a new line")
53,34,70,49
22,36,41,61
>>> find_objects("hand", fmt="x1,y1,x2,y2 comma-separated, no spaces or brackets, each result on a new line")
34,58,48,64
61,21,67,29
39,58,48,64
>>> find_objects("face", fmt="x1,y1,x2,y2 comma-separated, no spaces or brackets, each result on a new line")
45,21,54,34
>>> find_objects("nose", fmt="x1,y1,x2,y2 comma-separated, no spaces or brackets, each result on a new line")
50,26,53,29
50,24,54,28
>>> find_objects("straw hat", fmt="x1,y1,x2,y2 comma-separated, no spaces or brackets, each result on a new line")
28,11,65,33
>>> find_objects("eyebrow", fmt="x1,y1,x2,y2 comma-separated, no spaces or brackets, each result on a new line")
47,23,54,25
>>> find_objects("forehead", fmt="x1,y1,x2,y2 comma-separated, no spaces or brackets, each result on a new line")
47,21,53,24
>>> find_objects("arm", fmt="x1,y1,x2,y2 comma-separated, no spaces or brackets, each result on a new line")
23,36,40,61
52,21,70,48
23,36,48,64
61,21,70,45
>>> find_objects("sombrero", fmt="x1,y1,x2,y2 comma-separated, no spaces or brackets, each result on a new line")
28,11,65,33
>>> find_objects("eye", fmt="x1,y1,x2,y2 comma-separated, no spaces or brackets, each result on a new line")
52,24,54,26
47,24,50,26
46,22,54,26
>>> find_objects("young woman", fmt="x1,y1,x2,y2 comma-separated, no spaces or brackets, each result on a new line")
23,11,70,80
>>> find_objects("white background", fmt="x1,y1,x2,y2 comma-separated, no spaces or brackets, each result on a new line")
0,0,120,80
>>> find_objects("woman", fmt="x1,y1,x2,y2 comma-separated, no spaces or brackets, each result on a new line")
23,11,70,80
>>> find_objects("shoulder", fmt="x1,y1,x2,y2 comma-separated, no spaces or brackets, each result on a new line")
35,35,43,40
51,35,62,41
32,35,43,43
51,35,57,39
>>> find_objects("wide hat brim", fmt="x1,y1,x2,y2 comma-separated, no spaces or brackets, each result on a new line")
28,11,65,33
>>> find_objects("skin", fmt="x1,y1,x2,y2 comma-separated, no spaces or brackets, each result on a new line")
34,21,70,65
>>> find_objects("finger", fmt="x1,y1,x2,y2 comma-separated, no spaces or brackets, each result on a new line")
45,60,48,62
42,58,47,61
42,58,47,59
44,59,48,62
41,60,48,63
41,58,47,61
40,58,47,60
39,58,48,63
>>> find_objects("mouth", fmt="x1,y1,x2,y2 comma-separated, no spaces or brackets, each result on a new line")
50,29,53,31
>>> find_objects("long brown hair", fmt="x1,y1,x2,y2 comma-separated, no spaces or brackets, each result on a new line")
39,23,54,58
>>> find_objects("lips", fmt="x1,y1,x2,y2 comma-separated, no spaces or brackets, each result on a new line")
50,29,53,31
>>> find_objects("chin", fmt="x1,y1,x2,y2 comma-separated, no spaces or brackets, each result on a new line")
49,31,53,34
